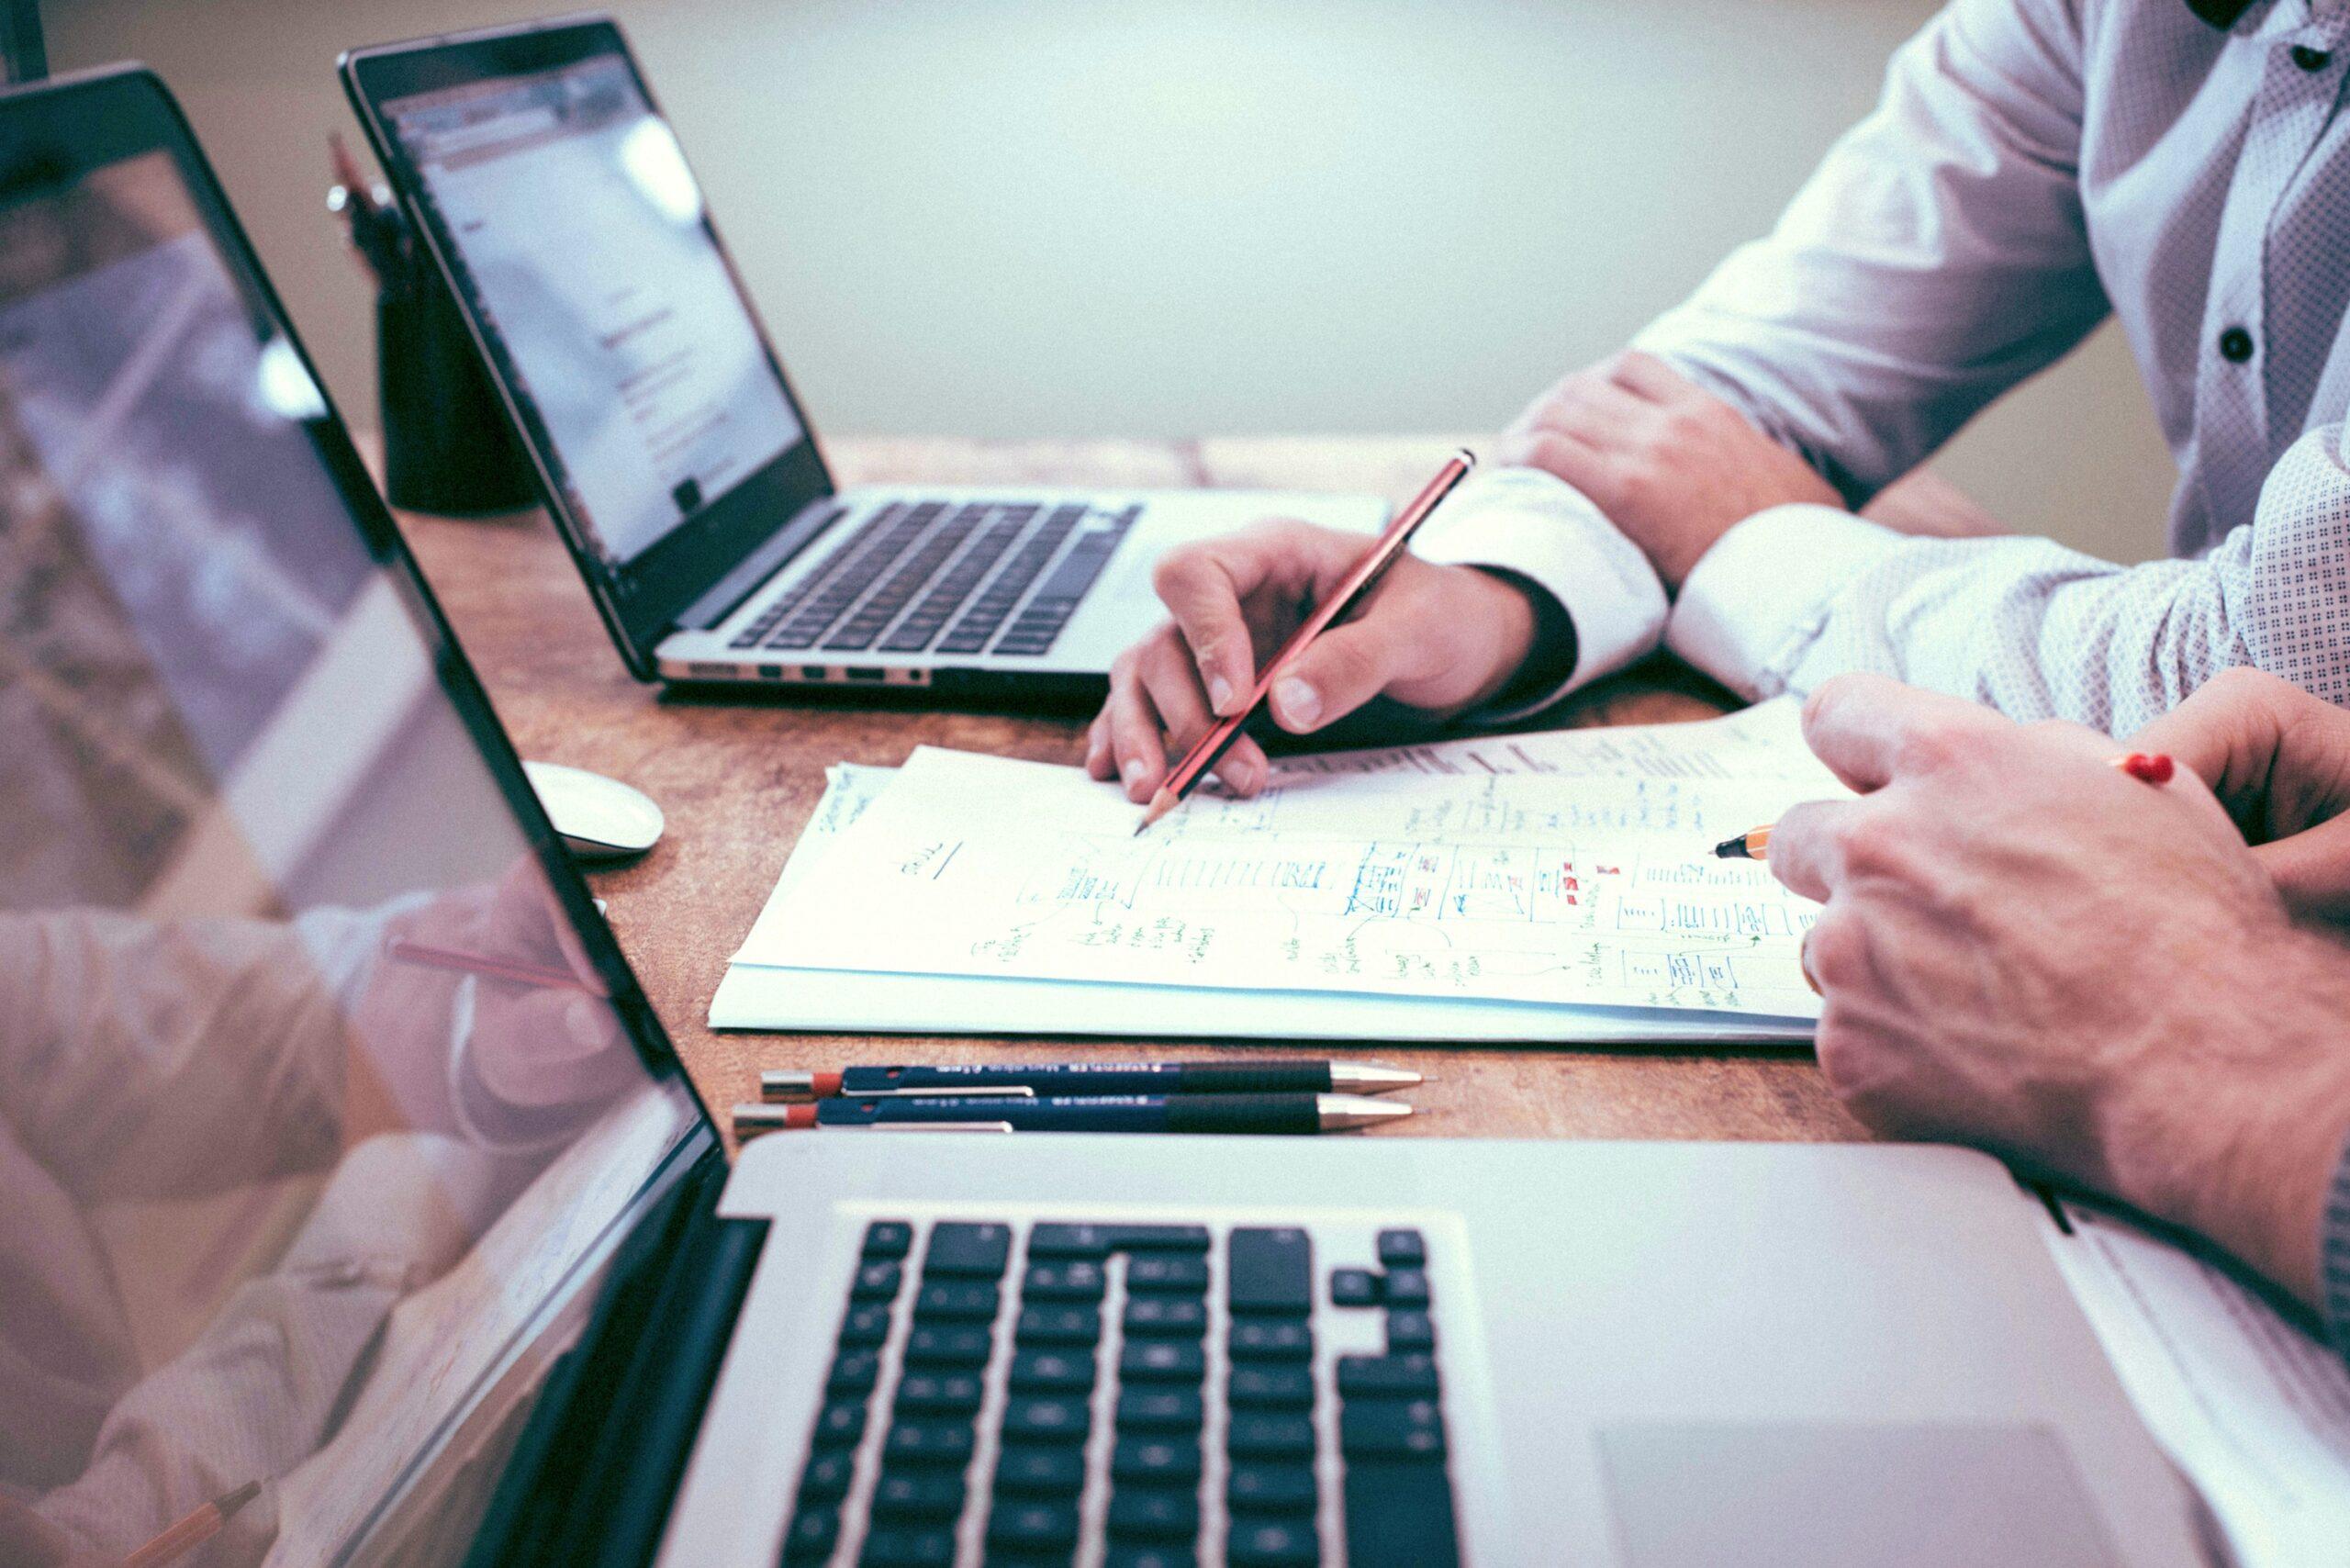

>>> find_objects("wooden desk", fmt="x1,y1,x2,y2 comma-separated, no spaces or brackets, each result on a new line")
395,436,1863,1146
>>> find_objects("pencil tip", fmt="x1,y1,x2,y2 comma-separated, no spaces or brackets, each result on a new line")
1135,790,1175,835
1711,835,1749,859
218,1480,262,1519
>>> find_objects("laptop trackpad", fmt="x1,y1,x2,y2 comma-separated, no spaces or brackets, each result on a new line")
1596,1422,2119,1568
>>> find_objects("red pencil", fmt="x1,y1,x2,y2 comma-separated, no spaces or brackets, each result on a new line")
385,937,604,995
1136,450,1477,834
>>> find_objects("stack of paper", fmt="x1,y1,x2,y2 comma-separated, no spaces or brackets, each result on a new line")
712,700,1840,1042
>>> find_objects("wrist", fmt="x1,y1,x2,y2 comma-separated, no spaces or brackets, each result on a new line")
2106,927,2350,1307
1462,567,1572,711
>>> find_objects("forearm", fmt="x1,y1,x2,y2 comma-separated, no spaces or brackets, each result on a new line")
2099,925,2350,1318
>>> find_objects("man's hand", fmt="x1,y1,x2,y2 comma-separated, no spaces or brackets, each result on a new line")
1087,521,1549,801
2130,666,2350,920
1499,351,1842,588
1765,673,2350,1308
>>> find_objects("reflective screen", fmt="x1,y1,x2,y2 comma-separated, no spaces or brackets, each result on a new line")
0,147,700,1566
383,54,805,572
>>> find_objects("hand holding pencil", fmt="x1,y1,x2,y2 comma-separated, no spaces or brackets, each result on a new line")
1090,450,1555,808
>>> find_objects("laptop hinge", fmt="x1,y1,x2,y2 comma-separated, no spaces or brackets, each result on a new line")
674,498,849,633
464,1143,768,1568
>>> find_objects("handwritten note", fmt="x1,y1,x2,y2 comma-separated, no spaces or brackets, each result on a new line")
738,702,1838,1018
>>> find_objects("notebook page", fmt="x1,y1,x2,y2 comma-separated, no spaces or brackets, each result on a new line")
738,712,1837,1017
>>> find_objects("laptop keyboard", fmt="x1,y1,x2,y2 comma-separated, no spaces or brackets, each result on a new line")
780,1218,1461,1567
729,500,1141,660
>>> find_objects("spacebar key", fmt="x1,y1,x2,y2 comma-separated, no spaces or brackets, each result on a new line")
1341,1461,1460,1567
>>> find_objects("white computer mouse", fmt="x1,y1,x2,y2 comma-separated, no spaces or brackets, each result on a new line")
523,760,665,862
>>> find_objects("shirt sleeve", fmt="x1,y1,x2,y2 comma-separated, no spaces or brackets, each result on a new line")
1631,0,2107,506
1664,423,2350,734
2325,1133,2350,1365
1408,465,1669,721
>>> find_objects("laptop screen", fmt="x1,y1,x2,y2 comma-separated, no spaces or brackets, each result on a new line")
0,84,704,1568
377,50,808,572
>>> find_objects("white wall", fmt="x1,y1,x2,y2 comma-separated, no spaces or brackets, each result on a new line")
48,0,2178,562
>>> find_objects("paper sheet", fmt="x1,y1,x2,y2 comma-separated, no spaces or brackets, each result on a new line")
735,703,1834,1019
2043,1202,2350,1567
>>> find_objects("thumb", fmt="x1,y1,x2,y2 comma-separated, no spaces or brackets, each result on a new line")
2253,813,2350,923
1267,622,1403,734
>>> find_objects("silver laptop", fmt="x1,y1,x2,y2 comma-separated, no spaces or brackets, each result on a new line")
341,16,1384,703
1,66,2205,1568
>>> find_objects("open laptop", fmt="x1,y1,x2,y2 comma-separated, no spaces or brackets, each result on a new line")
338,16,1384,704
0,65,2210,1568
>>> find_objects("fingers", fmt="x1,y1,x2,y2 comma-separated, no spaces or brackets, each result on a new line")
1761,797,1858,904
1603,350,1695,403
1797,673,2008,794
1266,622,1404,735
2131,666,2350,837
1152,521,1356,716
1099,631,1272,802
2254,814,2350,921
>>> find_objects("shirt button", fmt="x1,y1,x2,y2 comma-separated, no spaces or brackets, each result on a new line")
2290,44,2332,72
2219,326,2255,364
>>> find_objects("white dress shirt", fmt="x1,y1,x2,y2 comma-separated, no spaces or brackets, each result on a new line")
1425,0,2350,734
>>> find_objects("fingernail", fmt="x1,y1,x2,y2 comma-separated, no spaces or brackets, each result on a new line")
1207,674,1237,713
1230,756,1264,793
1274,678,1320,729
1122,758,1149,786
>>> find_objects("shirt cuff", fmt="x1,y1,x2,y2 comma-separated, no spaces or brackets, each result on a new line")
2324,1128,2350,1361
1666,502,1903,699
1410,465,1668,722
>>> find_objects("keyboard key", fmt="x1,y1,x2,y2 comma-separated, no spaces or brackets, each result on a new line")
894,1372,984,1414
1124,1297,1207,1338
811,1400,867,1448
1116,1387,1203,1431
870,1469,965,1521
1227,1228,1313,1316
858,1527,956,1567
1024,1260,1107,1300
828,1350,880,1394
1108,1486,1200,1541
864,1220,914,1259
1337,1354,1438,1399
915,1280,1002,1320
905,1325,993,1367
885,1419,977,1468
1028,1223,1211,1258
1108,1549,1196,1568
1227,1366,1315,1409
1112,1436,1202,1484
1002,1396,1091,1444
1227,1516,1319,1566
798,1450,855,1502
1328,1269,1379,1308
853,1261,903,1299
1229,1320,1313,1362
1125,1255,1210,1294
1384,1312,1437,1353
840,1303,894,1347
1338,1399,1445,1461
1227,1463,1318,1514
1342,1460,1460,1567
987,1498,1079,1552
1375,1228,1426,1269
1120,1340,1205,1383
993,1443,1086,1496
781,1506,838,1561
1008,1349,1096,1394
1381,1270,1430,1308
1227,1413,1315,1461
1016,1304,1102,1345
923,1222,1012,1277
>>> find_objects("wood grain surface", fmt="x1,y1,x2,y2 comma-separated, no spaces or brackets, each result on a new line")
393,436,1864,1148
